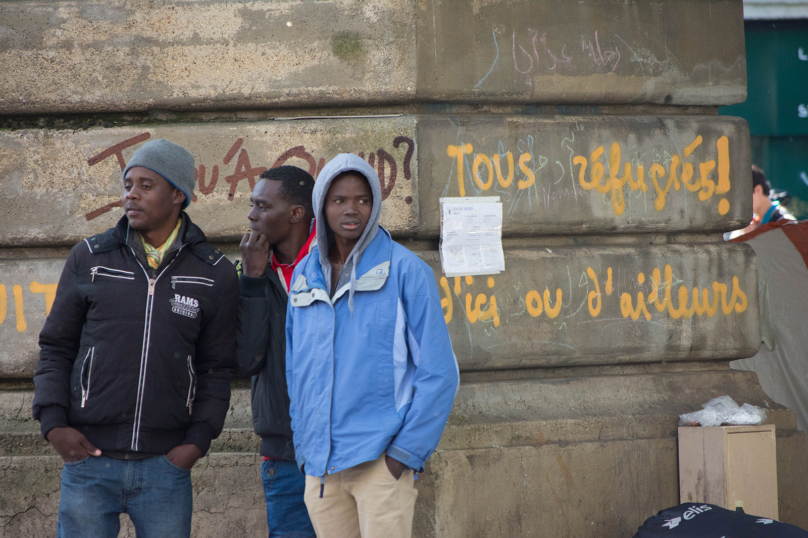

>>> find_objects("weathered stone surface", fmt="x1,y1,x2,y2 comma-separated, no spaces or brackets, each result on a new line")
0,118,417,247
0,454,266,538
2,0,802,535
416,0,746,105
0,115,750,248
416,369,808,537
775,430,808,530
0,371,795,452
0,386,257,456
419,439,678,538
0,243,759,376
418,115,751,235
444,369,791,448
4,369,807,537
0,0,745,114
0,0,416,114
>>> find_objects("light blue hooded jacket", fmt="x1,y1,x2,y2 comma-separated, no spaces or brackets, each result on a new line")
285,154,460,478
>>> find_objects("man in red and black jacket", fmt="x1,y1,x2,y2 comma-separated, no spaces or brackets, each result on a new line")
33,139,238,537
236,166,317,538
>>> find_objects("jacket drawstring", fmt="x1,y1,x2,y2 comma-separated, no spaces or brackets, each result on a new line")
348,254,358,317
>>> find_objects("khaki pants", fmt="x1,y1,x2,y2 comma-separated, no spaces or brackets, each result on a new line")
304,455,418,538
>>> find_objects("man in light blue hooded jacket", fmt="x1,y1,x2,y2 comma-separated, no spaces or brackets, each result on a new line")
285,153,459,537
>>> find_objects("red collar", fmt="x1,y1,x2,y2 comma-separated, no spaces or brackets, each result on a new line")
271,220,316,272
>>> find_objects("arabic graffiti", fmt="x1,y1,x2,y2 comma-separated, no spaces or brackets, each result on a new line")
475,27,627,89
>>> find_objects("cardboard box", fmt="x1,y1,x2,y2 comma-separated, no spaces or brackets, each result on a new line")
678,425,778,520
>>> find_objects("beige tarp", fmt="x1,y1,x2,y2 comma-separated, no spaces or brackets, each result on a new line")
731,220,808,432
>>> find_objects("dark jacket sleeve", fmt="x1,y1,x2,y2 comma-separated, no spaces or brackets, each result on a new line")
32,244,89,439
183,262,240,455
234,274,271,377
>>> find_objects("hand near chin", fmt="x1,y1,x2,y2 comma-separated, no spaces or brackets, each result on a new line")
240,231,270,278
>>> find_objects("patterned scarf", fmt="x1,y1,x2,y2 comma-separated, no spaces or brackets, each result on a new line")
142,217,182,270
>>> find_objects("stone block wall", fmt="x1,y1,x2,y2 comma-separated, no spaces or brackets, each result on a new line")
2,1,807,536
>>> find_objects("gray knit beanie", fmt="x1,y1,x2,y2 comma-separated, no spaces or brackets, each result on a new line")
123,139,195,209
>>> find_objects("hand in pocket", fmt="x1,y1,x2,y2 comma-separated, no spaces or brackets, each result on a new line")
385,455,406,480
47,427,102,463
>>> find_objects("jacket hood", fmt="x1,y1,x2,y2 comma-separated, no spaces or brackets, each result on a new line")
312,153,382,312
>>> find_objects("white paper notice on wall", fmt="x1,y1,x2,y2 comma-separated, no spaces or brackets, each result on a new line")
439,197,505,277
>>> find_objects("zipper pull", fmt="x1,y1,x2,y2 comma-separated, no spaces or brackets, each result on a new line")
148,278,156,296
91,268,97,282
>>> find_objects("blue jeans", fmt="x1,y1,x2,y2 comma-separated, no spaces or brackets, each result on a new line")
56,455,192,538
262,459,315,538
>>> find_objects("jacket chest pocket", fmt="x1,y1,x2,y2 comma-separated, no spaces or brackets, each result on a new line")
290,288,331,308
91,266,135,282
171,276,214,289
166,276,212,324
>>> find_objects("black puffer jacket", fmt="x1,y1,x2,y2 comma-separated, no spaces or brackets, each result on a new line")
33,214,238,456
235,265,295,460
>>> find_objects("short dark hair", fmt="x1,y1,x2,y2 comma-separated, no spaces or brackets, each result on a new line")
752,165,770,196
259,166,315,212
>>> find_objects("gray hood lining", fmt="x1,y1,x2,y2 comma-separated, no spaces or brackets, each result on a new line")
311,153,383,313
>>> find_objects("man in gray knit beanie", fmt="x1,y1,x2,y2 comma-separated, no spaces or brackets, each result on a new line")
33,137,238,537
123,138,196,208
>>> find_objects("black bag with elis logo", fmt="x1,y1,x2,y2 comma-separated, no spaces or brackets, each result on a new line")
633,503,808,538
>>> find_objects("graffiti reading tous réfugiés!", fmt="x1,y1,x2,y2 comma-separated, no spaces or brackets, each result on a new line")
447,134,733,216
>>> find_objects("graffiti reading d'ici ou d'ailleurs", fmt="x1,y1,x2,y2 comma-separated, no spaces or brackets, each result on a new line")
437,265,748,335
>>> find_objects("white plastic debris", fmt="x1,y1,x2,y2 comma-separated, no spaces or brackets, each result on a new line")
678,395,767,427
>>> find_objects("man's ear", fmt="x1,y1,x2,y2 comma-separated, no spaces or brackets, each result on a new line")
173,188,187,207
290,205,305,223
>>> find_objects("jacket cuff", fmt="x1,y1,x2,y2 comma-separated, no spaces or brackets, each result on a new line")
386,444,425,473
39,405,68,440
239,275,267,298
296,453,307,474
182,422,217,456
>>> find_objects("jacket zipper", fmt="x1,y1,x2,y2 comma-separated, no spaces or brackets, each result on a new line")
293,285,337,483
91,266,135,282
80,347,95,408
186,355,197,415
129,244,185,451
325,299,336,484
